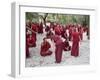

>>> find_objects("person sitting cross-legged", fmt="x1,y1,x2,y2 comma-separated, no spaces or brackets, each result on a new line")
40,38,52,57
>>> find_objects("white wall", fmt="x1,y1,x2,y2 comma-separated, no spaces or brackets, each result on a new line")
0,0,100,80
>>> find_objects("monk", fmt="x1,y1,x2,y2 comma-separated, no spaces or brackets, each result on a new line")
54,25,61,35
71,29,80,57
26,26,32,58
68,27,72,41
26,33,30,58
40,38,52,56
79,27,83,40
38,22,43,34
52,35,64,63
27,34,36,47
63,39,71,51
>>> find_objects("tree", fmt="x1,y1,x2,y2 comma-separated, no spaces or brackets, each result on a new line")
39,13,48,27
26,12,39,22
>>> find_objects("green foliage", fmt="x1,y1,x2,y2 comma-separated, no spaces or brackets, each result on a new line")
26,12,39,22
26,12,89,27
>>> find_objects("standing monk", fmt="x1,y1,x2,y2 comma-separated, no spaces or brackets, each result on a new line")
26,32,30,58
54,25,61,35
69,27,72,41
52,35,64,63
71,29,80,57
79,27,83,40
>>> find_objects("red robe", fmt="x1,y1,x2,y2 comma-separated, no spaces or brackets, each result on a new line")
31,23,37,43
79,28,83,40
38,22,43,33
27,36,36,47
54,26,61,35
26,33,30,58
71,32,80,57
40,41,52,56
52,35,63,63
69,28,72,41
31,23,38,32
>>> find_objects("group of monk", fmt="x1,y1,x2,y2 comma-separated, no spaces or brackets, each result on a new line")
26,21,89,63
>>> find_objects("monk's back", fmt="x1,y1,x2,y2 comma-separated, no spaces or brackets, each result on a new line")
72,32,80,42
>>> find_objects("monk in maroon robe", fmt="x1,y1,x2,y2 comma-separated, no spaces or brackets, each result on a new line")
27,35,36,47
69,27,72,41
26,31,30,58
38,22,43,34
52,35,64,63
79,27,83,40
54,25,61,35
26,37,30,58
71,29,80,57
40,38,52,56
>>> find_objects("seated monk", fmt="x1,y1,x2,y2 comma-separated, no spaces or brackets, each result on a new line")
40,38,52,56
63,39,71,51
27,34,36,47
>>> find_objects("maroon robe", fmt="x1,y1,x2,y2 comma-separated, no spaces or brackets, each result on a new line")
31,23,37,44
31,23,38,32
71,32,80,57
69,28,72,41
52,35,64,63
54,26,61,35
79,28,83,40
38,22,43,33
26,44,29,58
26,33,30,58
27,36,36,47
40,41,52,56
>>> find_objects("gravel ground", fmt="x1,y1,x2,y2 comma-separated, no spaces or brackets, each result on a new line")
25,32,90,67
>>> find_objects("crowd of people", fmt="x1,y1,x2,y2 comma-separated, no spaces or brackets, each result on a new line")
26,21,89,63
